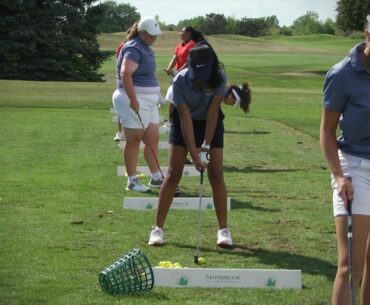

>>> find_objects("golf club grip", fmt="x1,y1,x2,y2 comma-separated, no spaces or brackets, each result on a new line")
200,170,204,184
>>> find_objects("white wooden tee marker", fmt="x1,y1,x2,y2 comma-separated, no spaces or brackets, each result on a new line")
117,165,199,177
123,197,231,210
153,267,302,289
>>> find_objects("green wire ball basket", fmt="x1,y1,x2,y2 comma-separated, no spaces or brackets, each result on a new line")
99,249,154,295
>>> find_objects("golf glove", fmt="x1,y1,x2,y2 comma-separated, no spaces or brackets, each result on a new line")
200,144,210,165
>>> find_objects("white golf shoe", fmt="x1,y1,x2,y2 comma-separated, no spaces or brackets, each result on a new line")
148,227,164,246
114,132,125,141
126,178,151,193
217,228,233,247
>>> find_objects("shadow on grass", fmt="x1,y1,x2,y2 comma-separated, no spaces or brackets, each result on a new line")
171,243,336,282
225,129,271,135
223,165,301,174
231,199,281,212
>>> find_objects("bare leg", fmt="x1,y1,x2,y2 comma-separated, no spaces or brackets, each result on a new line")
155,145,187,228
123,128,144,176
142,123,160,174
332,215,370,305
361,232,370,305
117,119,123,133
207,148,227,229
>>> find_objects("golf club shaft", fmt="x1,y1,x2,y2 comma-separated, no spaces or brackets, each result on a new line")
347,198,355,305
195,170,204,258
136,112,164,179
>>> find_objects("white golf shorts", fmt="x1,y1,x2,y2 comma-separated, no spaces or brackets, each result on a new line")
112,88,160,129
332,150,370,216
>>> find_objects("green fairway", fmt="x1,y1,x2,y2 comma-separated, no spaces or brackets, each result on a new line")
0,33,359,304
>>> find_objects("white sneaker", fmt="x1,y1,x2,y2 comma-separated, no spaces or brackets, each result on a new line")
148,227,164,246
114,132,125,141
126,178,151,193
217,228,233,247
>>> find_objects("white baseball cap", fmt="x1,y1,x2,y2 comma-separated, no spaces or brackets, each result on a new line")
138,17,162,36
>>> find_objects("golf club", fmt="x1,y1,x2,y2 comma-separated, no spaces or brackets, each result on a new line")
194,170,204,264
347,196,355,305
136,112,164,179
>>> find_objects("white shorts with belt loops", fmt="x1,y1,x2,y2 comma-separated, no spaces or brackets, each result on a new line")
332,150,370,216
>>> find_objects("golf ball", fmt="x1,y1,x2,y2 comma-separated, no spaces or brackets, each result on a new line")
198,257,206,265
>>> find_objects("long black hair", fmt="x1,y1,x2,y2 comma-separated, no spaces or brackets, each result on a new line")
227,82,252,113
190,41,223,88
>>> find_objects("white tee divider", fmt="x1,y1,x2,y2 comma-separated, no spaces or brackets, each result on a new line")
119,141,169,150
117,165,198,177
123,197,231,210
153,267,302,289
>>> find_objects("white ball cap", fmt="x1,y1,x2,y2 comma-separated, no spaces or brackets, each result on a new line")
138,16,162,36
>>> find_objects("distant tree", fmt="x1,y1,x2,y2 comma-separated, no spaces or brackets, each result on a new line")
336,0,370,32
204,13,227,35
291,11,323,35
225,17,239,34
178,16,207,34
279,26,293,36
97,0,140,33
238,17,270,37
266,15,279,28
322,18,336,35
0,0,112,81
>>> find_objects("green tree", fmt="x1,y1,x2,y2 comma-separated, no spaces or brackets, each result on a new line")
204,13,227,35
0,0,112,81
291,11,323,35
178,16,207,33
238,17,270,37
225,17,239,34
97,0,140,33
336,0,370,32
322,18,336,35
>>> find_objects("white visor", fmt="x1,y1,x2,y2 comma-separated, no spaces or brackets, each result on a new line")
231,88,241,108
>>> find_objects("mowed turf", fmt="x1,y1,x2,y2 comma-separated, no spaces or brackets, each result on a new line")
0,33,363,305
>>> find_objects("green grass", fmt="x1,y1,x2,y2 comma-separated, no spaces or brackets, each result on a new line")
0,33,356,305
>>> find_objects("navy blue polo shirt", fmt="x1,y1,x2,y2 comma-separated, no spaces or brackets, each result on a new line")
172,68,228,120
323,43,370,159
115,36,158,89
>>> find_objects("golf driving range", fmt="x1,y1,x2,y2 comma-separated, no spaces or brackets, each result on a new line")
0,32,362,304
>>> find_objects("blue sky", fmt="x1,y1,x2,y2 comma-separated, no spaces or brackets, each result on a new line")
117,0,337,26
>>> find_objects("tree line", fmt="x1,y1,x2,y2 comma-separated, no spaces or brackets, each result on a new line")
0,0,369,82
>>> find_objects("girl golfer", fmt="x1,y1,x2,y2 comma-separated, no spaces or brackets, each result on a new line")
148,43,233,247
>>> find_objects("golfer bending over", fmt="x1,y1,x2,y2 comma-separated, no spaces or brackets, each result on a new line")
320,15,370,305
149,42,236,247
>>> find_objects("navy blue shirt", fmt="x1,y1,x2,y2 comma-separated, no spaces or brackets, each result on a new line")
172,68,227,120
115,36,158,89
323,43,370,159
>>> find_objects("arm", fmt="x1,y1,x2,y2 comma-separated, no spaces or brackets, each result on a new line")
204,95,224,146
120,58,139,113
319,108,353,203
177,103,203,170
164,55,178,75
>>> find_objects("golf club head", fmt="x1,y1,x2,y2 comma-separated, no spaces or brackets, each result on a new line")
193,255,199,264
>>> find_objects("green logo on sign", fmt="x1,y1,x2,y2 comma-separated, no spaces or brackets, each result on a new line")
177,276,189,286
266,277,276,287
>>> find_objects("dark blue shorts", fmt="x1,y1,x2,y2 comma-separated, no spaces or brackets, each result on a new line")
169,108,225,148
